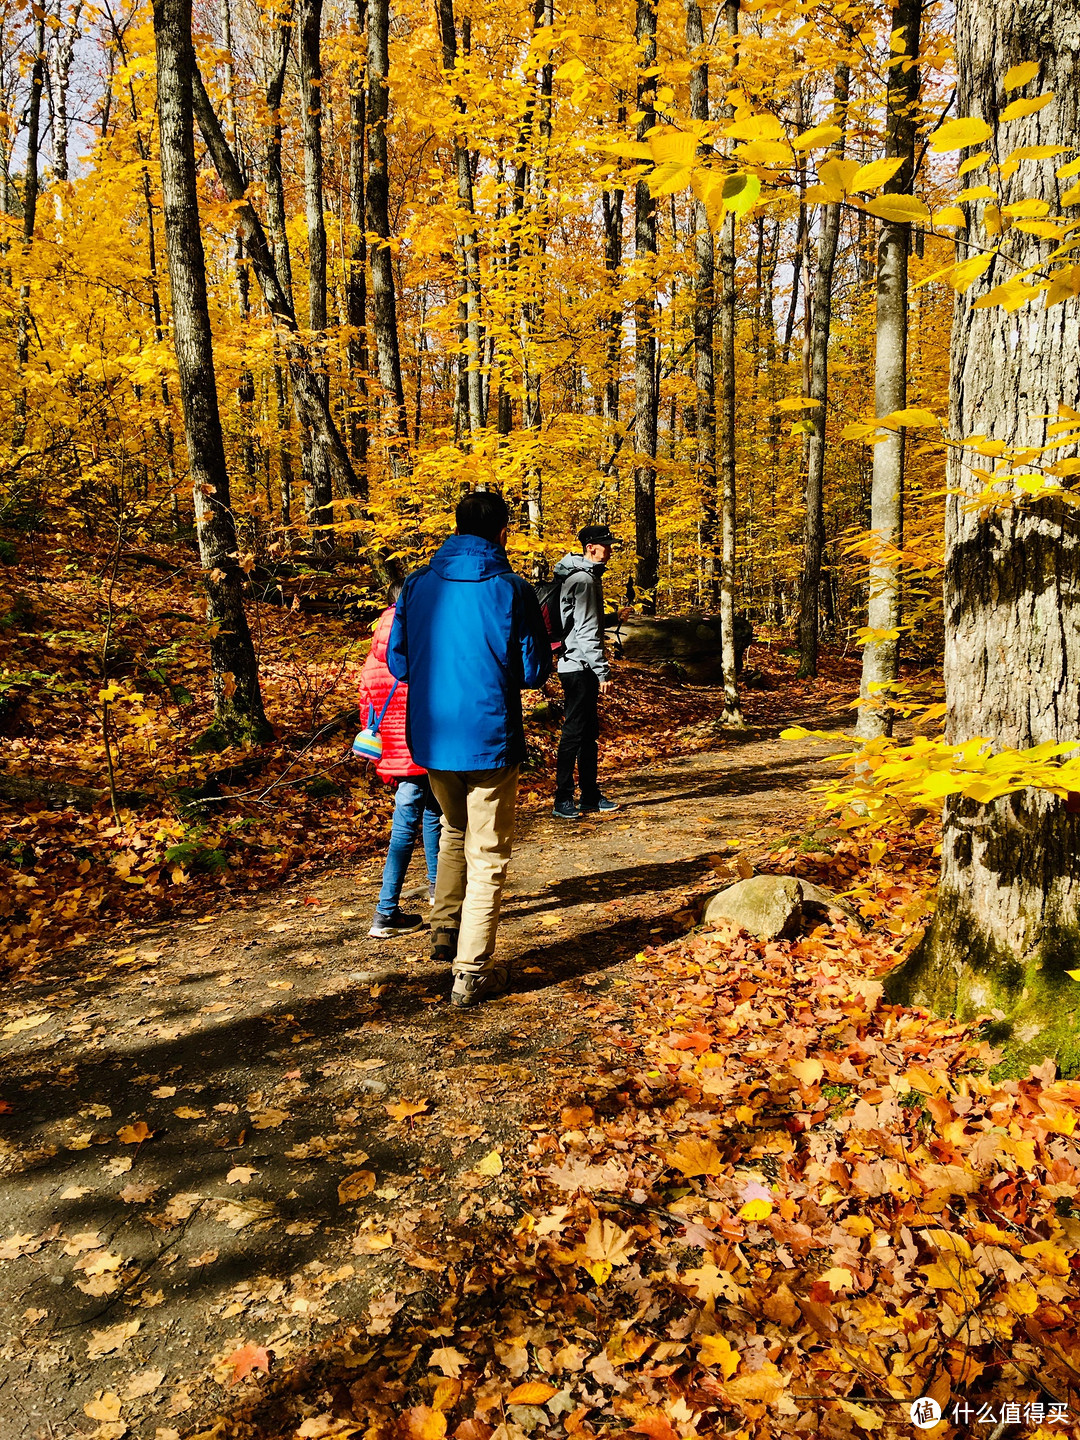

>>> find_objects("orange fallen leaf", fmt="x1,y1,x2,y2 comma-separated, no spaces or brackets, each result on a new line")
400,1404,447,1439
225,1342,270,1386
507,1381,558,1405
386,1099,430,1122
116,1121,153,1145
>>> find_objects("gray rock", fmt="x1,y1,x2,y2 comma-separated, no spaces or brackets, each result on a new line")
703,875,804,939
799,880,867,929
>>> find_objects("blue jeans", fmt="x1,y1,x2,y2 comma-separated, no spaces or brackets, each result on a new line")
376,777,442,917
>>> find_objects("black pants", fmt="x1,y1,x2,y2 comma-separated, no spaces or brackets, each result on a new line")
555,669,600,806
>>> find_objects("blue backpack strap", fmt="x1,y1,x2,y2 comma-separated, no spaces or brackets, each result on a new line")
371,679,399,735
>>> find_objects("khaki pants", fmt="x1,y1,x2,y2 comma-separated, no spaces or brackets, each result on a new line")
427,765,519,977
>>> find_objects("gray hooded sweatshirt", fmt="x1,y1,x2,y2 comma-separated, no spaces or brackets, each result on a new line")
554,552,609,681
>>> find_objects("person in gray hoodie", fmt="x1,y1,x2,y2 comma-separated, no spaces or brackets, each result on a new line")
552,524,621,819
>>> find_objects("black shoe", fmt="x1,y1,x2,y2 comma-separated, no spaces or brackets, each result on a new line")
581,795,619,814
553,799,581,820
451,965,509,1007
431,928,459,964
368,908,423,938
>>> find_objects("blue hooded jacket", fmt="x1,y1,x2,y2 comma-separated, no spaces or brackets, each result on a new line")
386,534,552,772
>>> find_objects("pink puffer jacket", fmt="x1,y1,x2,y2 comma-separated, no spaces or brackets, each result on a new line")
359,606,424,782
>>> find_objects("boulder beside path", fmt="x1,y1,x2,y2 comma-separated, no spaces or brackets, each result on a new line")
702,874,863,940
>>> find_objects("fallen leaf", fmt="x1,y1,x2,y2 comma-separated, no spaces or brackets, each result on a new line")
119,1182,157,1204
507,1381,558,1405
187,1249,218,1267
664,1137,723,1177
338,1170,377,1203
84,1392,123,1421
124,1370,165,1399
386,1099,430,1122
225,1341,270,1386
250,1108,289,1129
430,1346,469,1378
476,1150,503,1176
697,1333,739,1379
401,1404,447,1440
226,1166,257,1185
173,1107,205,1120
3,1013,50,1036
104,1156,133,1176
87,1319,139,1360
116,1121,153,1144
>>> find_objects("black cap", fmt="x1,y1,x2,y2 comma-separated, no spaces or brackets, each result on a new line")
579,524,616,548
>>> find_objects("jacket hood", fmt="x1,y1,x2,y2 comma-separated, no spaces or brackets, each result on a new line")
554,552,604,579
430,533,513,583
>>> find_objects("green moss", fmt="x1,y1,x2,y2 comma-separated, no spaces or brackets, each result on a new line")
886,895,1080,1077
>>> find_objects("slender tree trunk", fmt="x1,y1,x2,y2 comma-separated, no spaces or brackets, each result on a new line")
887,0,1080,1072
796,53,850,679
265,2,294,306
633,0,658,611
192,65,368,504
600,174,624,486
781,84,808,367
856,0,922,738
438,0,484,441
52,0,82,192
299,0,334,552
715,0,744,721
12,7,45,448
367,0,410,469
687,0,717,615
346,0,370,491
152,0,269,741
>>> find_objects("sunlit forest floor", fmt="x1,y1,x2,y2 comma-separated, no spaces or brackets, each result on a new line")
4,548,1080,1439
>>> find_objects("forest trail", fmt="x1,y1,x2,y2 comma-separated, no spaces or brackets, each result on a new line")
0,705,852,1438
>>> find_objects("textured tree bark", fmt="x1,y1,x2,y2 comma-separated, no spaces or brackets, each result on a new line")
633,0,658,611
438,0,484,442
856,0,922,739
887,0,1080,1072
264,2,294,307
52,0,83,190
600,175,624,488
299,0,334,550
687,0,717,612
151,0,269,741
367,0,411,470
12,5,45,448
797,54,850,679
346,0,370,490
192,66,367,505
716,0,744,722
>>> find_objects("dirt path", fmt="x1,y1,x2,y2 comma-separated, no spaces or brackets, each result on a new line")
0,710,851,1438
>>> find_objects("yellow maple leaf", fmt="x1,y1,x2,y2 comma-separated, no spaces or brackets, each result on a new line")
697,1333,738,1378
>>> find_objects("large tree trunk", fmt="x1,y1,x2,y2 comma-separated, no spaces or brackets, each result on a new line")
633,0,658,611
367,0,410,470
716,0,744,722
855,0,922,738
299,0,334,550
152,0,269,743
796,55,850,679
886,0,1080,1073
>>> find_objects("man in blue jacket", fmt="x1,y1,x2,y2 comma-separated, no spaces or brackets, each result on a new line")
387,491,551,1007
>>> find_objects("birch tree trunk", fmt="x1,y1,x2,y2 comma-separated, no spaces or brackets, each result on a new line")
633,0,658,611
52,0,82,191
152,0,269,742
438,0,484,442
796,54,850,679
299,0,334,551
367,0,411,470
600,175,624,487
12,6,45,448
887,0,1080,1072
855,0,922,738
716,0,744,721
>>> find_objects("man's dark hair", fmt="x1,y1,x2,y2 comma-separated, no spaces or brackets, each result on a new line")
387,579,403,605
456,490,510,544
